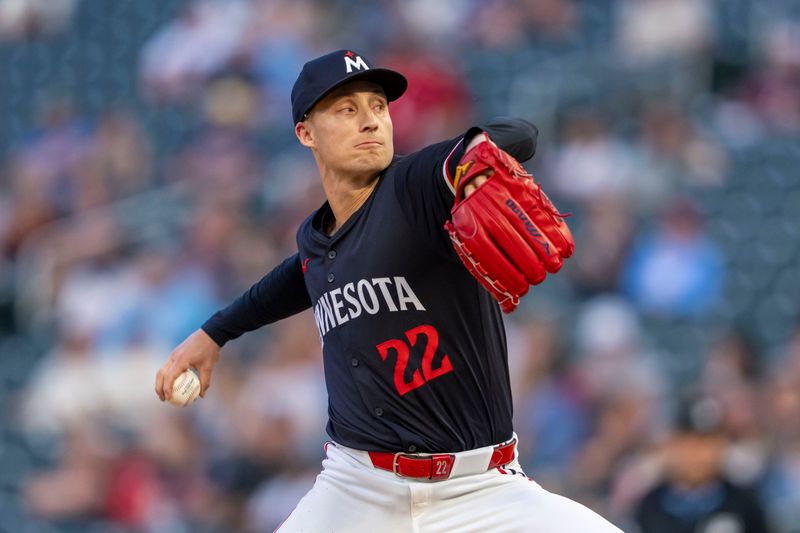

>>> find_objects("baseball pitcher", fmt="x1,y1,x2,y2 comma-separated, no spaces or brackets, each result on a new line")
155,50,620,532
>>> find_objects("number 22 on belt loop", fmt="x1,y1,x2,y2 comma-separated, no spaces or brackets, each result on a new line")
375,324,454,396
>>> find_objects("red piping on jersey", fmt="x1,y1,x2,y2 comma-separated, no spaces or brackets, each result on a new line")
441,139,464,195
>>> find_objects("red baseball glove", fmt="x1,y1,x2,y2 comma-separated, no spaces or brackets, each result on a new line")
444,133,574,313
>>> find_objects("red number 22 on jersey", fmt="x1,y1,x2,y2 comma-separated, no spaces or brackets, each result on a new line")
375,324,454,396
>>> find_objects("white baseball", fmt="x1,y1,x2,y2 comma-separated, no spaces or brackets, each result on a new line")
169,368,201,407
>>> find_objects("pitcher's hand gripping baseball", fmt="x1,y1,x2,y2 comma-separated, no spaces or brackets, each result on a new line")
444,133,574,313
155,328,220,403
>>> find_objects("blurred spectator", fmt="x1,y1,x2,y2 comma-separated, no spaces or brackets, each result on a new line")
547,108,647,207
0,0,77,40
23,424,117,521
634,395,770,533
571,295,665,405
127,412,224,530
568,193,635,297
140,0,250,102
470,0,580,51
244,468,319,532
169,127,263,210
614,0,713,100
620,199,724,318
711,96,766,149
741,21,800,133
207,314,325,530
520,0,582,49
615,0,712,66
107,244,221,349
19,327,102,435
19,324,165,434
202,73,263,131
230,314,325,465
701,331,767,489
181,200,272,297
2,155,61,260
760,327,800,532
394,0,471,46
573,389,660,517
2,97,91,258
241,0,321,126
702,330,760,394
1,104,152,266
88,110,153,197
508,313,589,487
638,103,728,189
470,0,531,50
381,45,473,152
52,239,221,353
567,296,667,510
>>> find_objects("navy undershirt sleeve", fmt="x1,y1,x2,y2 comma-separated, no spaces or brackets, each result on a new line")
464,117,538,166
201,253,311,347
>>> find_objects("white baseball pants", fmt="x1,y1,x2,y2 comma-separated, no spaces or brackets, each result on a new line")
277,441,621,532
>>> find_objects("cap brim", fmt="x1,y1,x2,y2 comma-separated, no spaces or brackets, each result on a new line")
301,68,407,120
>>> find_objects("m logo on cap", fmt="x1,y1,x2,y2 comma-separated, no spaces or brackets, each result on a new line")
344,51,369,73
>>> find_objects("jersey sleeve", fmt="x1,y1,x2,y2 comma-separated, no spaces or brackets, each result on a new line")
201,253,312,347
393,117,539,256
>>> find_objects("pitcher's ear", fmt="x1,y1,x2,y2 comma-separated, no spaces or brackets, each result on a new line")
295,120,314,148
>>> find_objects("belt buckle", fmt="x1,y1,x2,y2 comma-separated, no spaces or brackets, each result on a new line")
392,452,409,478
392,452,455,481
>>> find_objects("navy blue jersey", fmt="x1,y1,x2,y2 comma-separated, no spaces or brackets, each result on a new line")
203,118,538,453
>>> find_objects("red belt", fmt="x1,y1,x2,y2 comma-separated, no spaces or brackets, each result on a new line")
367,439,516,481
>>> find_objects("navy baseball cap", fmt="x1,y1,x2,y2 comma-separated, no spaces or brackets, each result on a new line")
291,49,407,124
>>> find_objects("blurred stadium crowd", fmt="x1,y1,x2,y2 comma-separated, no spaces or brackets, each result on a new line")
0,0,799,531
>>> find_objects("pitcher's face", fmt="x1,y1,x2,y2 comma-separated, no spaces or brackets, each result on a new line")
296,81,394,178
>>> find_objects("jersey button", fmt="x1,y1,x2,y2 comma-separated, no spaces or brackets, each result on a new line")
374,407,383,417
351,358,359,367
327,273,335,283
407,445,417,453
327,250,337,259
